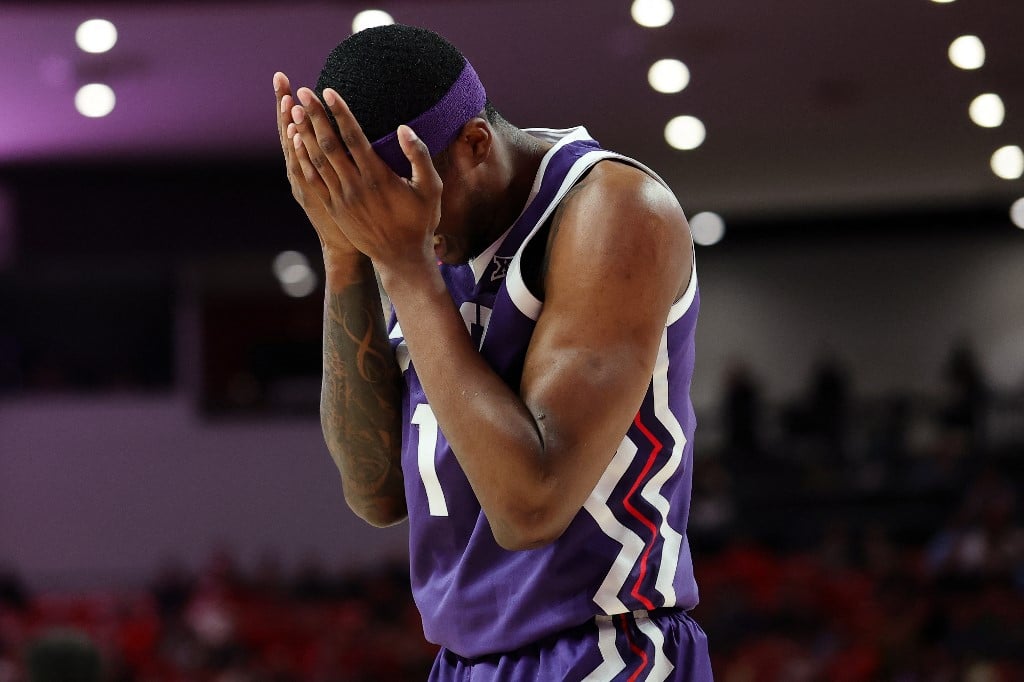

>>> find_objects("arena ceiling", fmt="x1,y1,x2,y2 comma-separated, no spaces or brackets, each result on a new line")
1,0,1022,218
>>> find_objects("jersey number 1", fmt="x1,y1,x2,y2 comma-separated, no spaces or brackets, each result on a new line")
411,403,449,516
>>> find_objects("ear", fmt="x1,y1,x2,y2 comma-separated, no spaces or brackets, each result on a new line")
448,117,493,172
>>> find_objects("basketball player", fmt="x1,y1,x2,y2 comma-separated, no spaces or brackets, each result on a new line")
274,24,713,681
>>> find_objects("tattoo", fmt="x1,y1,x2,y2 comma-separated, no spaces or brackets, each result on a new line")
321,263,405,518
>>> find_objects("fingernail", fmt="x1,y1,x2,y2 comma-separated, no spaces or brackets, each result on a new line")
297,89,311,106
287,123,296,138
293,135,302,150
323,89,337,106
291,105,305,124
280,96,289,114
401,125,418,142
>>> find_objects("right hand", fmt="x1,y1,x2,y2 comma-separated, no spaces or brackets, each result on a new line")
274,72,361,262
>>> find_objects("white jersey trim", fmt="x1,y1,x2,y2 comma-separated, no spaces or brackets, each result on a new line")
499,128,698,329
648,330,687,603
505,147,626,321
468,127,593,283
388,321,411,373
582,616,627,681
666,262,697,327
636,614,676,682
583,437,645,615
583,326,688,616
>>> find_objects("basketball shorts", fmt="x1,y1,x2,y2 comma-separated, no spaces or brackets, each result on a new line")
428,608,713,681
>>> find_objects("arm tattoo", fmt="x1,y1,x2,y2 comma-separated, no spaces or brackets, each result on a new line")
321,264,405,517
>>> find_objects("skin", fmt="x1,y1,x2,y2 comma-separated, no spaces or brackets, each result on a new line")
274,71,693,550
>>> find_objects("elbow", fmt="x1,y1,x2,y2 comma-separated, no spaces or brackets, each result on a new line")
487,464,575,551
346,495,408,528
489,503,570,552
339,473,408,528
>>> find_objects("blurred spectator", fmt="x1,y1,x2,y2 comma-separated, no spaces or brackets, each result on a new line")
0,569,28,613
1,355,1022,680
291,553,332,602
27,629,101,682
807,356,851,457
721,361,763,458
689,460,737,549
927,466,1024,580
150,558,194,621
782,355,852,462
939,340,990,451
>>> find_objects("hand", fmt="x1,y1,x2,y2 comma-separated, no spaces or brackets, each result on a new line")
287,84,443,271
274,72,360,262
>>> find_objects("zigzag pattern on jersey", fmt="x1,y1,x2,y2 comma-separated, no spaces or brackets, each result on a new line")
583,613,676,682
583,328,688,615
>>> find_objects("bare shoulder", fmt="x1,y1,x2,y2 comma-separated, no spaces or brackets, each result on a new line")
547,159,692,300
576,160,685,217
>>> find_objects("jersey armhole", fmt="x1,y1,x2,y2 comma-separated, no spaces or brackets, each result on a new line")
507,155,697,326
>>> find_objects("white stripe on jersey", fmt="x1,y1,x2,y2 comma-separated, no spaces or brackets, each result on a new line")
645,329,687,604
505,149,626,322
636,614,676,682
388,321,411,372
582,616,627,681
584,331,693,613
583,437,646,614
666,262,698,326
468,127,594,284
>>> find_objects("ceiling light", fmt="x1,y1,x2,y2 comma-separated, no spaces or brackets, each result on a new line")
648,59,690,94
1010,198,1024,229
968,93,1005,128
352,9,394,33
75,19,117,54
274,251,318,297
74,83,116,118
948,35,985,70
690,212,725,246
273,250,308,279
664,116,706,150
631,0,674,28
280,266,318,297
930,0,956,4
991,146,1024,180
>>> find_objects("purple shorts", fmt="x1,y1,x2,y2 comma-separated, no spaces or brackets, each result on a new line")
429,609,713,681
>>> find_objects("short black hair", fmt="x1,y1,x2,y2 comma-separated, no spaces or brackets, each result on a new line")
315,24,503,144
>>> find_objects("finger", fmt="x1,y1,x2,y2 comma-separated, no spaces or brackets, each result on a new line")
289,128,330,203
296,87,360,182
321,87,384,178
292,103,345,197
397,125,443,195
295,87,359,188
274,72,294,157
279,95,296,157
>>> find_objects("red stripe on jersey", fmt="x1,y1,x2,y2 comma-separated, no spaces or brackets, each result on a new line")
622,413,663,611
620,613,651,682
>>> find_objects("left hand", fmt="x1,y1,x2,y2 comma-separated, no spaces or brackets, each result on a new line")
289,86,443,270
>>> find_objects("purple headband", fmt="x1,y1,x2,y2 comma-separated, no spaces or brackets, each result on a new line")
370,60,487,178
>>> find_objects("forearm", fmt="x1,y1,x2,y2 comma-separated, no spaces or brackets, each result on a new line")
321,252,406,526
378,261,554,546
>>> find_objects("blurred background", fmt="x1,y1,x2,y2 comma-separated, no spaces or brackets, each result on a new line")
1,0,1023,680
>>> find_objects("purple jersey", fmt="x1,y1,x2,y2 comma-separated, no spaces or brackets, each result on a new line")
388,127,700,660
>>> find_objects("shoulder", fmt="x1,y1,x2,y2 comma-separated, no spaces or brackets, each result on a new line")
571,158,684,218
545,159,692,299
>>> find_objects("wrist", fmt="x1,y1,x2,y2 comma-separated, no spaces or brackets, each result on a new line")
376,256,444,301
322,247,372,291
